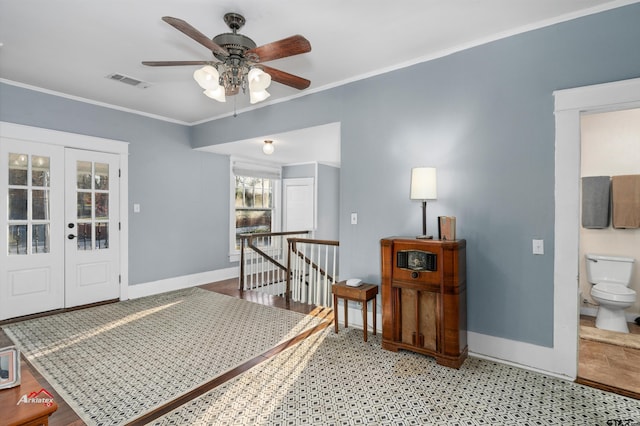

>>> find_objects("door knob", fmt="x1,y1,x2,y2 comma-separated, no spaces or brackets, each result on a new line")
68,234,76,240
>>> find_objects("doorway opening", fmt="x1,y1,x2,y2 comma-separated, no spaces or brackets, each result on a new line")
553,78,640,390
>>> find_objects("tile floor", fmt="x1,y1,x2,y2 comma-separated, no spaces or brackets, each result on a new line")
578,315,640,397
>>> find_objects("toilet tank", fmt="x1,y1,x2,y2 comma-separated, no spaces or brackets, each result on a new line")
585,254,635,285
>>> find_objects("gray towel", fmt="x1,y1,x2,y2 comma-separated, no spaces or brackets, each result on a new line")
582,176,610,229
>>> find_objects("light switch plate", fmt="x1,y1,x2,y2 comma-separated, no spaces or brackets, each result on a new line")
351,213,358,225
532,239,544,255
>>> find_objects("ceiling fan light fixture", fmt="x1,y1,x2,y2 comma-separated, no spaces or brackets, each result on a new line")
250,89,270,104
248,67,271,91
144,14,312,108
193,65,220,90
203,87,226,102
262,140,274,155
248,67,271,104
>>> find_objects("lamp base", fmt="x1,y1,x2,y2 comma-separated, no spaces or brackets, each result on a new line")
416,235,433,239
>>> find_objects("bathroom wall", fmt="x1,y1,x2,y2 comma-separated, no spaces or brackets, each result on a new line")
580,108,640,316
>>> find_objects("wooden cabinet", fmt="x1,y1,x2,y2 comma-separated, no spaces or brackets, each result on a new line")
381,237,467,368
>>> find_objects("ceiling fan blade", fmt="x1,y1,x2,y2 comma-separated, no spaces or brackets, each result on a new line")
142,61,211,66
162,16,229,57
247,35,311,62
261,65,310,90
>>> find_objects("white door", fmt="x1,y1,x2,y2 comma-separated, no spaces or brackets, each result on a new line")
0,141,121,320
0,140,65,319
283,178,315,232
64,149,120,307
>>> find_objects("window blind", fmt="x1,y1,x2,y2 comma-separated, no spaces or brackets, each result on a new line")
231,159,281,179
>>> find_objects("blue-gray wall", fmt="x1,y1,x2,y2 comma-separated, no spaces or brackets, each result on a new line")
2,3,640,347
317,164,340,241
282,163,314,179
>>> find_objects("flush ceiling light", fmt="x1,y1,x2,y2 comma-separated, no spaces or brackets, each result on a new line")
262,140,274,155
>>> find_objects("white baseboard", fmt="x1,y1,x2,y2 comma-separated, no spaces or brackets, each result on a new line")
467,331,573,380
128,267,239,299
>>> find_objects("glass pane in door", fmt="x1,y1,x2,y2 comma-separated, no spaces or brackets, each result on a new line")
32,156,50,187
77,193,92,219
95,193,109,220
77,161,92,190
8,189,28,220
32,190,50,220
95,163,109,190
95,223,109,249
8,153,28,185
32,224,49,254
8,225,27,255
77,223,92,251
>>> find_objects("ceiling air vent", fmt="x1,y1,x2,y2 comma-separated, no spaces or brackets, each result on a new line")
106,73,151,89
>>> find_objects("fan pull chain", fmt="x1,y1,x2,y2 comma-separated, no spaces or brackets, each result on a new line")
233,94,238,117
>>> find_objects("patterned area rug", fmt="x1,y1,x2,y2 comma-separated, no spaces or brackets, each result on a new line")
155,328,640,425
2,287,325,425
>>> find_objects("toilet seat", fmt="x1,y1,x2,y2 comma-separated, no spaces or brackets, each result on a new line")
592,282,636,303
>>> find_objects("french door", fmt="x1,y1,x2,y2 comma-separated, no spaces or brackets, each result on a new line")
0,140,120,320
64,148,120,308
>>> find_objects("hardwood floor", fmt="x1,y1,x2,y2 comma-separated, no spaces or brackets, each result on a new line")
577,315,640,399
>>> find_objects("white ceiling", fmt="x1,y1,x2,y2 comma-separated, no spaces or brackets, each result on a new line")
197,122,341,167
1,0,636,165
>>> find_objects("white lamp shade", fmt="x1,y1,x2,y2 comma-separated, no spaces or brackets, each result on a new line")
249,89,271,104
203,87,226,103
193,66,221,90
248,68,272,91
410,167,437,200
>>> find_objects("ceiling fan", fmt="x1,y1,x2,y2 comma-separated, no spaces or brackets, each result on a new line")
143,13,311,103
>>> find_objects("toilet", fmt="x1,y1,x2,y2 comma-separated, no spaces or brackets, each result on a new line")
585,253,636,333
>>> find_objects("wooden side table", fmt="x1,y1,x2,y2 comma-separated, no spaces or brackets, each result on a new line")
0,364,58,426
332,281,379,342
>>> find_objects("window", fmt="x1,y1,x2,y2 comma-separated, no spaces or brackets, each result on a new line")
234,176,274,249
230,158,281,258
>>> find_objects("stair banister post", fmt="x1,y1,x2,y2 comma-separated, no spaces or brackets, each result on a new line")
240,236,246,292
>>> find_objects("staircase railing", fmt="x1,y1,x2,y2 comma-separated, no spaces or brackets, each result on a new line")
287,237,339,307
239,231,339,307
239,231,310,296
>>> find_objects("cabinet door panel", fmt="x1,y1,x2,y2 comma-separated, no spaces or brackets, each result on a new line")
419,291,438,351
400,288,417,346
399,288,438,350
